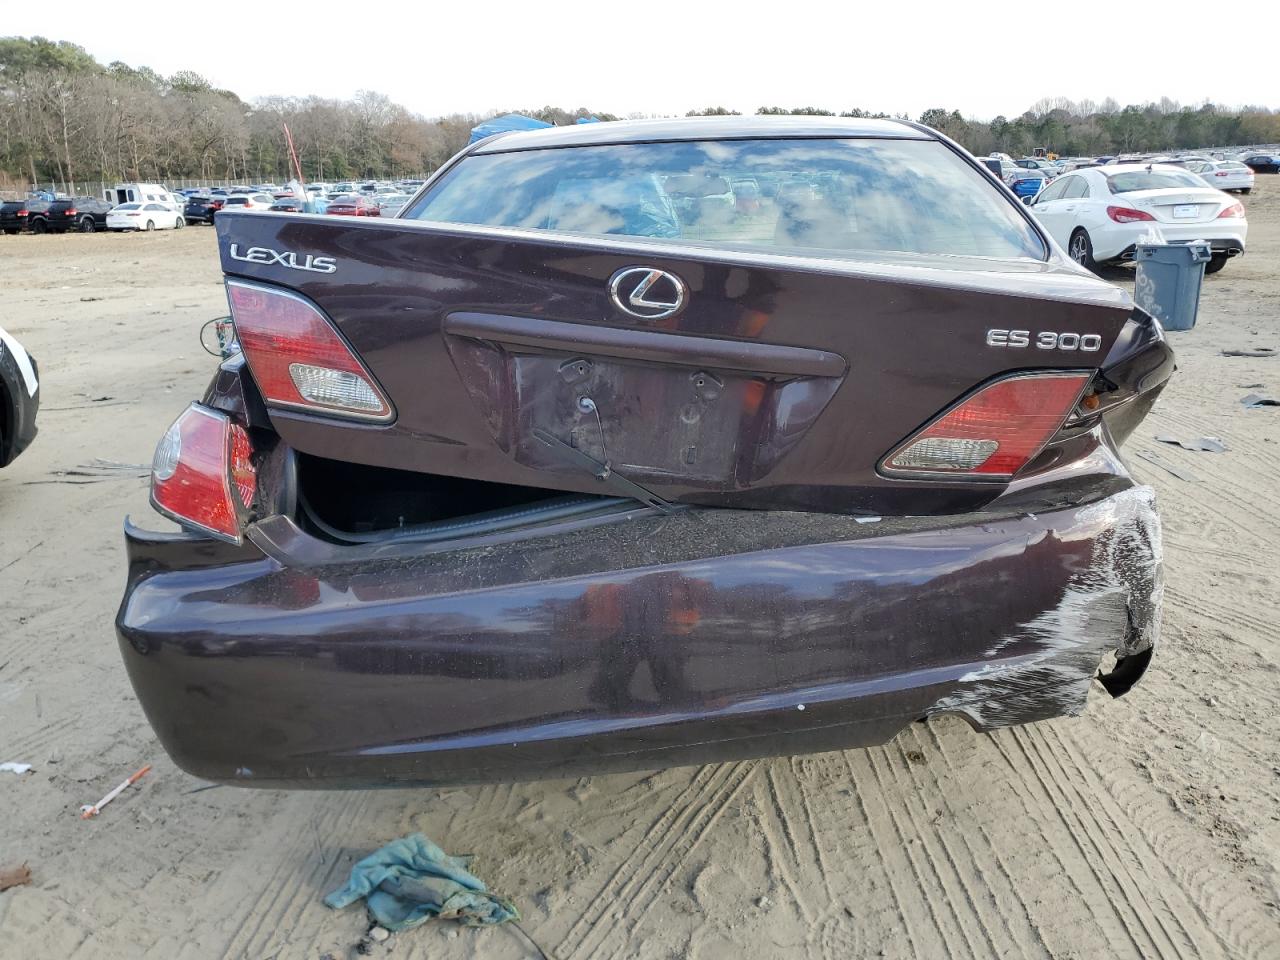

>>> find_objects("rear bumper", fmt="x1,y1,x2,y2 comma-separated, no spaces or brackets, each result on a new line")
116,484,1163,788
1097,222,1247,261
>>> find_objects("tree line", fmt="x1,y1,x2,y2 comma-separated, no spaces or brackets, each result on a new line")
3,36,1278,194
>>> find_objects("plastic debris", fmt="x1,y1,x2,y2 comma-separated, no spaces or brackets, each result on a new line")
325,833,519,931
1154,435,1228,453
1240,393,1279,408
0,762,33,775
80,764,151,819
0,864,32,892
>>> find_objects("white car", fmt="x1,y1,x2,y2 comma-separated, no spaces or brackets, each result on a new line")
219,193,276,211
376,193,412,217
106,202,185,231
1186,160,1255,194
1030,163,1247,275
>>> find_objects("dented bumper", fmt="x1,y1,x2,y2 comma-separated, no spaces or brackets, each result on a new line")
116,485,1161,788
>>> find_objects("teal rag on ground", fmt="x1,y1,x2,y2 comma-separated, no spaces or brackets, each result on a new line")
323,833,520,931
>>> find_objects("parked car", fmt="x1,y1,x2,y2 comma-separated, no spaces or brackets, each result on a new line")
0,199,50,235
374,194,411,217
106,202,185,231
269,198,305,212
1185,160,1254,194
220,193,276,211
326,194,381,216
117,116,1172,789
184,196,223,225
1014,158,1057,176
0,324,39,469
43,197,112,233
1030,163,1246,274
1242,154,1280,174
1006,166,1049,200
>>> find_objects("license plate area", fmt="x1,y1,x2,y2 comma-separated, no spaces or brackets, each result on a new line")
1172,204,1200,219
443,313,847,490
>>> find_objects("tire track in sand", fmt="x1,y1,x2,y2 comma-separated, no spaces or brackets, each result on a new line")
556,761,756,960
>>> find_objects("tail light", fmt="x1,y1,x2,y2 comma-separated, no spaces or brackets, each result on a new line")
1107,205,1155,223
16,210,27,217
226,279,393,421
882,372,1092,479
66,207,77,215
151,404,256,542
1217,202,1245,219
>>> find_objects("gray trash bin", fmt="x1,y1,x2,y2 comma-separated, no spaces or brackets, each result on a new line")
1133,241,1212,332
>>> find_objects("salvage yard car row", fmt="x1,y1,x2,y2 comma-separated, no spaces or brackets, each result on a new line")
0,178,422,234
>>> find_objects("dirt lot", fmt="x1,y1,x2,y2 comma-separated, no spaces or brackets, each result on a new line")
2,191,1278,960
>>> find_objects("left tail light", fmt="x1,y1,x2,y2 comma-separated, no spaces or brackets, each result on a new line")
881,372,1092,479
1107,205,1155,223
151,404,257,543
226,279,393,421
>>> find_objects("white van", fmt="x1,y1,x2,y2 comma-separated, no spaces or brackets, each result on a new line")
102,183,181,211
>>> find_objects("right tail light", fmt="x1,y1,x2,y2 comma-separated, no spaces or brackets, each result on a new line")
226,279,393,421
882,372,1092,479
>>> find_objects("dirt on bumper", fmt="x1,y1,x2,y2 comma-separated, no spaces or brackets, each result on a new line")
115,486,1161,788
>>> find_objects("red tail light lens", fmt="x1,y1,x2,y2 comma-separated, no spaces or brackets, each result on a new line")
226,279,393,421
66,207,77,215
151,404,256,542
16,210,27,217
883,372,1092,478
1217,202,1245,219
1107,205,1155,223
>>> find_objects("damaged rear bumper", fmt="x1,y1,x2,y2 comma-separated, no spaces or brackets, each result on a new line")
115,485,1161,788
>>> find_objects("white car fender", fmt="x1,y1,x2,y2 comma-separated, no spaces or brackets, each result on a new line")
0,326,38,396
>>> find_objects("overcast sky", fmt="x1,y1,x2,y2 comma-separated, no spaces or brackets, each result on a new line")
9,1,1274,120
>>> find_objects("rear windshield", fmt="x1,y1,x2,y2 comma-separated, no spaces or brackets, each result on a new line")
224,197,249,205
406,138,1047,261
114,203,140,210
1105,169,1206,193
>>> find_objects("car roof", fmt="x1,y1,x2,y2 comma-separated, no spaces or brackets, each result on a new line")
469,115,928,154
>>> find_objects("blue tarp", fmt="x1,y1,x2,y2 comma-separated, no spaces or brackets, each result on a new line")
469,113,553,144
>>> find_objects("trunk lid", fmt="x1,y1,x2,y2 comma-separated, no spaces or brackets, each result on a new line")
1122,188,1229,224
216,211,1135,516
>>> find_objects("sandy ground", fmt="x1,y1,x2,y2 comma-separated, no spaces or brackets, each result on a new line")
1,189,1278,960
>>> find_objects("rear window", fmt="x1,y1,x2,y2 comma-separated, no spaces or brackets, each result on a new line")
1105,169,1208,193
224,197,249,206
406,138,1047,261
115,203,140,210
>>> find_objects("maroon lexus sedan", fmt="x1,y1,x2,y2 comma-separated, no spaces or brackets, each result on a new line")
116,117,1169,789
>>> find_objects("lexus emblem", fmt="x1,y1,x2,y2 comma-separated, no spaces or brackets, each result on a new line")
608,267,688,320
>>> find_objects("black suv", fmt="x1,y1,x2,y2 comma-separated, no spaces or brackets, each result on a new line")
0,199,51,235
43,197,112,233
183,195,223,224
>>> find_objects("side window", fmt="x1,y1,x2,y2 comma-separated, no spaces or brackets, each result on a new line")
1036,178,1069,203
1064,177,1090,199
